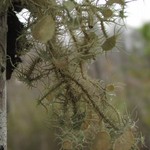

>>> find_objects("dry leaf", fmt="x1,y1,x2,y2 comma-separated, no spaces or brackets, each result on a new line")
101,8,113,18
80,121,90,130
113,128,135,150
102,35,117,51
62,140,73,150
32,15,55,43
46,93,54,102
106,0,125,6
92,131,111,150
32,0,56,7
53,58,68,70
106,84,115,92
63,1,75,12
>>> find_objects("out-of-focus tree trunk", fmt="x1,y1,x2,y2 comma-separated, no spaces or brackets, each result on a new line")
0,7,7,150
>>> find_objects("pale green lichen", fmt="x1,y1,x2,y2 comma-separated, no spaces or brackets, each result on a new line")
13,0,141,149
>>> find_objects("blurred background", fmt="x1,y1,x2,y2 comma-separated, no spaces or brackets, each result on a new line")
8,0,150,149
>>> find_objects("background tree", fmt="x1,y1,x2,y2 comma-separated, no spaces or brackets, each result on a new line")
0,2,7,150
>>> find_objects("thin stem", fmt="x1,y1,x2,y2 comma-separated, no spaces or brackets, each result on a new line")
63,73,119,131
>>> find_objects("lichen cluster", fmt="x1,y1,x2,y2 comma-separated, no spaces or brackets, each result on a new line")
9,0,141,149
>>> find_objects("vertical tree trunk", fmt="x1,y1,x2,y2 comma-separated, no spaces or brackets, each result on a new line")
0,9,7,150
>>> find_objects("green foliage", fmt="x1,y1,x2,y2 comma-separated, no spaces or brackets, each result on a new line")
140,23,150,41
140,23,150,56
9,0,141,149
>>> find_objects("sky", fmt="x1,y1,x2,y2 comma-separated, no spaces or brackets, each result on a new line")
17,0,150,28
125,0,150,27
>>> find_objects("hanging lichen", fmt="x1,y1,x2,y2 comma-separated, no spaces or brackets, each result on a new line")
7,0,142,149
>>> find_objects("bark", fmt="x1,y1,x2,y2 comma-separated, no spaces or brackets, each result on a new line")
0,9,7,150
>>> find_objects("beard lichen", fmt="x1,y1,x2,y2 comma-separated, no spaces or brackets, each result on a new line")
12,0,141,149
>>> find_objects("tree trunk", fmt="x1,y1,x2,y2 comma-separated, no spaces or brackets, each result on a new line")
0,9,7,150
